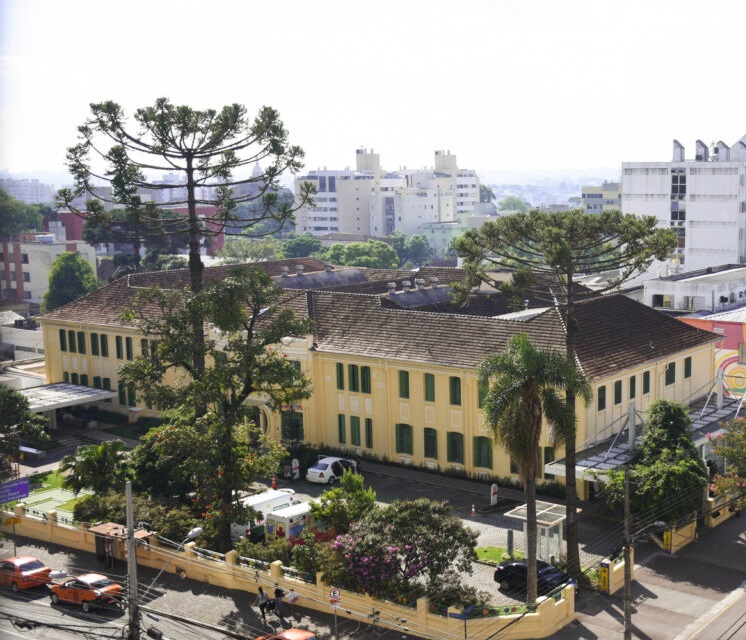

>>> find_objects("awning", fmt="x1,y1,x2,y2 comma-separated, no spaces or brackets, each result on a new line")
21,383,118,413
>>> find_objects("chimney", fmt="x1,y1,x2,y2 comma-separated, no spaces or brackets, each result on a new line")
402,280,412,292
296,264,304,276
281,266,289,277
415,278,425,290
429,277,439,288
325,263,333,272
387,282,396,295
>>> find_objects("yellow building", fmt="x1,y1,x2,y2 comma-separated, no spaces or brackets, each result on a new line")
37,259,718,498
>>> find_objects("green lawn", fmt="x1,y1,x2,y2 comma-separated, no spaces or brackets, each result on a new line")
475,546,524,564
30,470,65,491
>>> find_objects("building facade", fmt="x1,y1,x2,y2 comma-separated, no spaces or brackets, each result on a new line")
622,136,746,272
37,260,718,499
294,149,480,238
0,235,97,306
581,181,621,214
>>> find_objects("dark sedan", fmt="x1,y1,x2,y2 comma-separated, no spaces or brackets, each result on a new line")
494,559,577,596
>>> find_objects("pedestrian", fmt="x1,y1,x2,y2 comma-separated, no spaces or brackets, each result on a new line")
273,583,285,617
287,588,299,615
104,538,114,568
254,586,269,623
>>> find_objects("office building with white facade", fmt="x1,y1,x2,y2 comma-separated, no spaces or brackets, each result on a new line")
294,149,480,238
622,135,746,272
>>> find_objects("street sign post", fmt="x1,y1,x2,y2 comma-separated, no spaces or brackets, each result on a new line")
329,588,341,639
0,477,30,503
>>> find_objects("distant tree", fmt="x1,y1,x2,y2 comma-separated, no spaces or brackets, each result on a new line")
59,439,129,495
498,195,530,212
480,184,496,203
710,417,746,513
310,470,377,534
320,240,398,269
480,334,590,603
42,252,98,312
282,233,323,259
455,209,676,578
140,251,188,272
389,232,432,267
601,400,707,523
0,189,44,235
217,236,285,263
0,386,48,479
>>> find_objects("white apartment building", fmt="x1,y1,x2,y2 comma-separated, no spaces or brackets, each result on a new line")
622,135,746,272
295,149,480,238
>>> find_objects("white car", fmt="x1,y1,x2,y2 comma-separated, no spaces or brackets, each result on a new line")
305,456,360,485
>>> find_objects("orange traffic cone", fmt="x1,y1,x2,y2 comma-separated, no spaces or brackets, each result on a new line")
272,476,277,490
471,504,477,516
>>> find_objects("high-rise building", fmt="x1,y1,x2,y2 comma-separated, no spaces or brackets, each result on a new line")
622,136,746,272
294,149,480,238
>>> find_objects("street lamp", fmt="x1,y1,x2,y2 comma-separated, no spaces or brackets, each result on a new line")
140,526,203,601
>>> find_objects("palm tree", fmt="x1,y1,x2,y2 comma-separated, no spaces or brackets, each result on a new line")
60,439,129,495
480,334,591,603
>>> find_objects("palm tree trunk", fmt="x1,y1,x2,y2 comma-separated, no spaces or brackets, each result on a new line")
526,475,538,604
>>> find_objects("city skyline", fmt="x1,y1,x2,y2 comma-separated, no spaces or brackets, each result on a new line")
1,0,745,184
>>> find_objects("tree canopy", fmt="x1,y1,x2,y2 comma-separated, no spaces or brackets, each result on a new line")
319,239,399,269
0,386,48,479
282,233,323,259
498,195,530,212
0,189,44,235
710,417,746,512
456,209,676,577
41,251,98,312
120,266,314,550
59,439,129,495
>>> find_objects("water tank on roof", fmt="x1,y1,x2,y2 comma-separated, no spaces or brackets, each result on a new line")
36,234,55,243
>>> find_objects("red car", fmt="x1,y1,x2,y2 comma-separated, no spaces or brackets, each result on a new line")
0,556,52,592
49,573,122,612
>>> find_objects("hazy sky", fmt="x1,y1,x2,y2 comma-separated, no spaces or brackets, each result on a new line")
1,0,745,184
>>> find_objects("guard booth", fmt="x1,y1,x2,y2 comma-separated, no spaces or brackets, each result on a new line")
505,501,571,562
88,522,152,564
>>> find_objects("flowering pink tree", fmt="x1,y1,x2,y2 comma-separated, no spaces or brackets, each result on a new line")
331,498,478,597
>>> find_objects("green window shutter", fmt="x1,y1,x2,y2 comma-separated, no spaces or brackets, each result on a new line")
424,373,435,402
597,386,606,411
614,380,622,405
281,411,304,441
127,384,136,406
478,377,489,407
71,372,79,385
90,333,99,356
59,329,67,352
544,447,555,480
510,458,519,474
643,371,650,394
93,376,101,388
100,334,109,357
125,337,133,360
684,356,692,378
116,336,123,360
395,424,412,454
361,366,371,394
103,377,111,390
338,414,346,444
629,376,636,399
424,427,437,458
665,362,675,385
141,338,149,357
68,330,76,353
63,371,69,383
351,416,361,446
399,371,410,398
449,377,461,406
348,364,359,392
77,331,86,354
80,374,89,386
473,437,492,469
447,432,463,463
118,385,126,405
365,418,373,448
336,363,344,390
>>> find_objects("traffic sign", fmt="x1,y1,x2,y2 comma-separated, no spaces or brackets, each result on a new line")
0,477,30,503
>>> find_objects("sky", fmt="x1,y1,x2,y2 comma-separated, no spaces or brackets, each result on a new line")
1,0,745,186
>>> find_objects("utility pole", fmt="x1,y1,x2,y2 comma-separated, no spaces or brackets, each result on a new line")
623,467,632,640
126,481,140,640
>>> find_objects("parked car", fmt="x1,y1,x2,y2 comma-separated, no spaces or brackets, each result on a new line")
0,556,52,592
493,559,577,596
255,629,318,640
305,456,359,485
49,573,122,612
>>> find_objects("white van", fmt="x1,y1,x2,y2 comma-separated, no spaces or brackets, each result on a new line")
230,488,300,541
